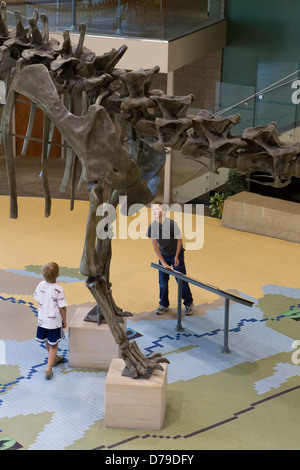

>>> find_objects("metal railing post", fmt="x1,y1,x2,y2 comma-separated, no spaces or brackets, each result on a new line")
70,0,76,31
176,278,184,332
151,262,254,355
221,297,230,354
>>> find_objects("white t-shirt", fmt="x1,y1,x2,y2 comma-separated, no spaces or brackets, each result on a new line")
33,280,67,329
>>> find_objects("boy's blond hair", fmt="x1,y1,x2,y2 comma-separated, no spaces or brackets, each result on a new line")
42,262,59,283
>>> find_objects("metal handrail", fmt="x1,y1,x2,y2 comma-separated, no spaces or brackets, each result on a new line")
151,263,254,354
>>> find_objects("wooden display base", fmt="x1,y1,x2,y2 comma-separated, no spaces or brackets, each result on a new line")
68,307,127,370
222,191,300,243
105,358,168,431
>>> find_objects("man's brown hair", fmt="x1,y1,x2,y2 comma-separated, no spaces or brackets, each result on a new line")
153,201,168,213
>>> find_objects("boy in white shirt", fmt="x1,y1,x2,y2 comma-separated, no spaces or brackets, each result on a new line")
33,262,67,379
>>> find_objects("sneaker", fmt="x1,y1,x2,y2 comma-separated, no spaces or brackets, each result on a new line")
185,304,194,316
45,369,53,380
155,305,169,315
53,356,64,367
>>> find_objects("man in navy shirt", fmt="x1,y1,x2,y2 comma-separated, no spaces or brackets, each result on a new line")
147,203,193,315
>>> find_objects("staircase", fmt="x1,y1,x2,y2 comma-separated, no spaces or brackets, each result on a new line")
170,152,229,203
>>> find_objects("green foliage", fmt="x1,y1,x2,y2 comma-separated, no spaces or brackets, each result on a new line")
209,170,248,219
209,192,227,219
226,169,248,195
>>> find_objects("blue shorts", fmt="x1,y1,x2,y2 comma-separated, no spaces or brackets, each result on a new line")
36,326,64,346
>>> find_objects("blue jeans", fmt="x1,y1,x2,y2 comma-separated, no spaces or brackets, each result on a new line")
159,249,193,308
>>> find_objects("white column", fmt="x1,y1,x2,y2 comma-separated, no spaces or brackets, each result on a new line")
164,71,174,203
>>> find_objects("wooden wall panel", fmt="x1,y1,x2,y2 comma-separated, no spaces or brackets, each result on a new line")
15,95,61,158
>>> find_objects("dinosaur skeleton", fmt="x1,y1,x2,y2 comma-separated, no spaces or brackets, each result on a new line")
2,6,300,378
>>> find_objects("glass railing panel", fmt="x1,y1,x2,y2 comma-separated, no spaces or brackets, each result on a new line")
214,82,256,135
165,0,224,40
255,61,299,132
70,0,166,39
4,0,224,40
215,64,300,143
4,0,166,39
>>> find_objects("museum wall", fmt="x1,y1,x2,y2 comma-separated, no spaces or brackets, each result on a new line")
222,0,300,88
152,49,223,113
15,96,61,158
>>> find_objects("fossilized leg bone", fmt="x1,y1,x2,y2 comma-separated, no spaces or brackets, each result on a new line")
21,103,36,156
3,70,18,218
41,113,51,217
80,182,169,378
60,147,74,193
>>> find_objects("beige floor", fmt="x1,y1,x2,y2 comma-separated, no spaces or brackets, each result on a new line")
0,194,297,313
1,195,300,450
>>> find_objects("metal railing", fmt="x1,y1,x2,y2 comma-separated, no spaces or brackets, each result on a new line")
151,263,254,354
